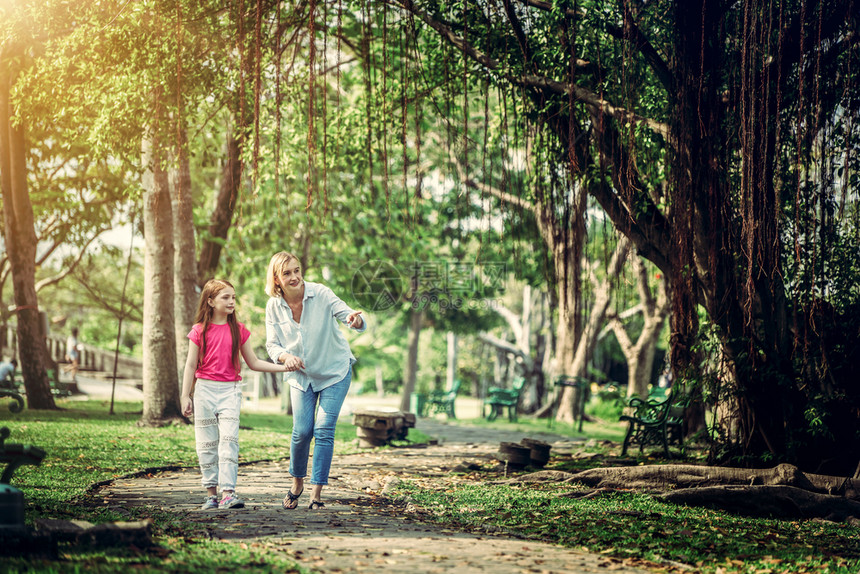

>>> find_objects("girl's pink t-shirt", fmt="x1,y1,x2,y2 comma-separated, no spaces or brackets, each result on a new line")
188,322,251,382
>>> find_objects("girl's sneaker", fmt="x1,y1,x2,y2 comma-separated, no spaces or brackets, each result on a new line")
201,495,219,510
218,492,245,509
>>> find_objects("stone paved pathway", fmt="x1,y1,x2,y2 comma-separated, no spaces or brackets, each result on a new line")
95,417,655,574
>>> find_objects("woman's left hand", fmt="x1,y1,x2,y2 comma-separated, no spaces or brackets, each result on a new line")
346,310,364,329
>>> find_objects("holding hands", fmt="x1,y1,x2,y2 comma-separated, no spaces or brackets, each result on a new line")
280,353,306,372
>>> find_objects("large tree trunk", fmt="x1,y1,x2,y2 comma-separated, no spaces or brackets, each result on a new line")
608,259,670,400
672,2,799,465
445,331,457,390
399,308,423,412
172,124,197,382
479,285,548,413
0,42,54,409
140,127,182,426
555,238,630,423
197,127,241,286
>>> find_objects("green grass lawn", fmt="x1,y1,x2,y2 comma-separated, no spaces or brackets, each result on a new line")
394,478,860,573
2,398,858,574
390,411,860,574
1,400,362,510
0,399,368,573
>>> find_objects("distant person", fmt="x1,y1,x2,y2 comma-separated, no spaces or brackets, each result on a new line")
0,359,17,390
180,279,292,511
63,328,81,383
264,251,366,511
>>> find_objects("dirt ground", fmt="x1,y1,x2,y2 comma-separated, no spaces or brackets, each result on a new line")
95,417,656,574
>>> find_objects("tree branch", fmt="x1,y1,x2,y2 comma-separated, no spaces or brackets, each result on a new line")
519,74,672,141
449,150,535,212
502,0,532,66
478,332,533,371
518,0,674,93
492,302,524,343
393,0,672,142
35,227,108,291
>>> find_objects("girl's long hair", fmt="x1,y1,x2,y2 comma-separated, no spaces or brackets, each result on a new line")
194,279,241,371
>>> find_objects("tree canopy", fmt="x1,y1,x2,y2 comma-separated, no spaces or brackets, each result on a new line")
2,0,858,472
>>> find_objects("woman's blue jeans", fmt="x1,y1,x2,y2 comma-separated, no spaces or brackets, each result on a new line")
289,370,351,485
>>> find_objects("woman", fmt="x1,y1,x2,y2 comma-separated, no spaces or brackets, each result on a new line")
264,251,366,510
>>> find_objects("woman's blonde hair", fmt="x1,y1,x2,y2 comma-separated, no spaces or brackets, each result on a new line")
265,252,301,298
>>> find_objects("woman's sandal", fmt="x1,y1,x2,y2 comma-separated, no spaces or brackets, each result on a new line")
282,487,303,510
308,500,326,510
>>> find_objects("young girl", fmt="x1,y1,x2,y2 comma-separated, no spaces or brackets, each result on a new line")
181,279,290,510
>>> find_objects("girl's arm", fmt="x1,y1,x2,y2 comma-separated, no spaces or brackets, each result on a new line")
180,342,199,417
241,339,303,372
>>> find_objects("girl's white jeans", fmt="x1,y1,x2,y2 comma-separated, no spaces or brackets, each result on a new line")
193,380,242,492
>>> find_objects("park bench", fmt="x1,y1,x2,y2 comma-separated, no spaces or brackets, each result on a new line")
0,427,46,484
483,376,526,422
11,369,72,398
619,390,685,457
0,389,25,413
427,378,461,419
647,385,670,401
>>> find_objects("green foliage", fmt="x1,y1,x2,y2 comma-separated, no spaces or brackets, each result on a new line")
588,385,626,421
40,246,145,356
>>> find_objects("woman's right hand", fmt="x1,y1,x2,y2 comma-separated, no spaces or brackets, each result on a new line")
280,353,306,372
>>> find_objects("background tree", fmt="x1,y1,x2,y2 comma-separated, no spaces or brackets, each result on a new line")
0,32,55,409
393,0,860,472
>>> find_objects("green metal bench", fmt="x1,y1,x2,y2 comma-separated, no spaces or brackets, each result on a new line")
0,389,24,413
619,391,685,457
427,378,461,419
10,368,71,399
483,376,526,422
0,426,47,541
647,385,670,401
0,427,46,484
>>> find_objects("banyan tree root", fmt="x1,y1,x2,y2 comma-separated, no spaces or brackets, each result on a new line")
659,485,860,522
490,470,576,484
563,463,859,500
493,463,860,521
556,487,619,500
